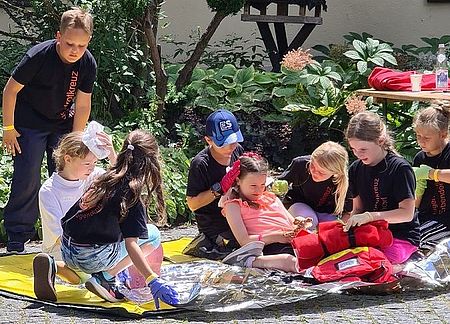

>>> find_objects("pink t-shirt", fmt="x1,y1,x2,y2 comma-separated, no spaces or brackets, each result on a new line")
221,191,295,235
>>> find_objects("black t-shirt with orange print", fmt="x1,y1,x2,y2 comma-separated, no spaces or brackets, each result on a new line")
61,185,149,244
413,142,450,227
279,155,342,214
12,39,97,132
349,152,420,246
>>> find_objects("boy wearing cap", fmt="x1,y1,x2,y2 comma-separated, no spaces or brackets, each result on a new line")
185,109,244,259
1,8,97,253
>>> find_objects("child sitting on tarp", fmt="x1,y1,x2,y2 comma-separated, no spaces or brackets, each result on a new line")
345,111,420,264
37,123,115,285
218,150,390,272
33,130,179,309
413,102,450,251
278,141,351,230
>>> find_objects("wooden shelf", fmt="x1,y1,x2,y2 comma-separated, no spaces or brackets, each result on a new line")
241,14,322,24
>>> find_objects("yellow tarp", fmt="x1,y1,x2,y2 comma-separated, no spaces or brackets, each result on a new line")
0,237,196,317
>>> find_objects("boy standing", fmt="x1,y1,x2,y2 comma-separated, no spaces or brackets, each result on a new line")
1,8,97,253
185,109,244,259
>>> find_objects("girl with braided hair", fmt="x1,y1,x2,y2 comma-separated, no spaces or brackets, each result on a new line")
34,130,179,308
345,111,420,264
413,101,450,250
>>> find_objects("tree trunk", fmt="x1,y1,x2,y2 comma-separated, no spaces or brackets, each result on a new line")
175,11,227,91
143,6,168,120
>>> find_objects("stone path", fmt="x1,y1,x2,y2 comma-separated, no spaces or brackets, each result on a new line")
0,224,449,323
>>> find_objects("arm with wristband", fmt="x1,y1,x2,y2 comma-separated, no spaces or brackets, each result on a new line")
2,77,24,156
414,164,450,184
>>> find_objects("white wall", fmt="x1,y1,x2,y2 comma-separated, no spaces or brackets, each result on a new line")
2,1,450,54
162,0,450,52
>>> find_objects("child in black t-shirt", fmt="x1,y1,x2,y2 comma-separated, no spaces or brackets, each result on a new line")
33,130,179,308
413,102,450,250
185,109,244,259
345,111,420,264
279,141,350,230
2,8,97,254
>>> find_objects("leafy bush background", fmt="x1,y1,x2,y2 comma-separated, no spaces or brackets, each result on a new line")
0,1,446,242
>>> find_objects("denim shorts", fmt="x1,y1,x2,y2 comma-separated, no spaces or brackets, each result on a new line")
61,235,122,274
61,224,161,274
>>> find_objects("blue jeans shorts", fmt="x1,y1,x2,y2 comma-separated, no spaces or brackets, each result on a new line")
61,224,161,274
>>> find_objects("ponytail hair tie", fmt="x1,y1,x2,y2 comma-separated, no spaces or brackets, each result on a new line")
127,144,135,151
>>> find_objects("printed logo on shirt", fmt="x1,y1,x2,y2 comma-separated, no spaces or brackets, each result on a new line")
431,182,447,215
317,186,333,207
373,178,388,210
60,70,79,120
75,202,102,220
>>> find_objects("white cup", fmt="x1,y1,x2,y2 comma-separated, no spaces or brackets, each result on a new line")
410,73,423,92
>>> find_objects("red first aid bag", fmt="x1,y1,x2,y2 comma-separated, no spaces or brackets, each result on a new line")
368,67,444,91
311,247,396,284
291,220,393,270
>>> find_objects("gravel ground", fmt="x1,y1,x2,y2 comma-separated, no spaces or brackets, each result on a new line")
1,224,449,324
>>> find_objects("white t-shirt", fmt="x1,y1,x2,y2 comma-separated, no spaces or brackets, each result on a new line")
39,167,104,259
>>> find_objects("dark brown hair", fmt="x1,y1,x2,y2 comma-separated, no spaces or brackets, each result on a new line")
345,111,397,154
230,154,269,209
80,129,166,224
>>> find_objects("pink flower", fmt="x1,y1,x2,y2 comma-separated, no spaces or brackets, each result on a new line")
281,48,313,71
345,95,367,115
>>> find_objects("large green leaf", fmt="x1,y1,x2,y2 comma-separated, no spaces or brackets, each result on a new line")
283,103,313,112
191,68,207,81
281,72,304,85
254,73,276,85
194,96,219,109
353,39,367,57
378,52,397,65
377,43,393,52
234,65,255,85
357,61,368,74
344,50,361,60
272,86,297,98
217,64,238,78
368,56,384,66
327,72,342,81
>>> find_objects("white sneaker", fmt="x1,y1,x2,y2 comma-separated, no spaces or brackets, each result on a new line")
222,241,265,267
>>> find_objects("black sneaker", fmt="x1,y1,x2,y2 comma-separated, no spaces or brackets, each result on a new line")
85,272,125,302
33,253,57,302
6,241,28,255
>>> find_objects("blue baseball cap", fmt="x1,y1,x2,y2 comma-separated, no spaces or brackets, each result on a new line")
205,109,244,147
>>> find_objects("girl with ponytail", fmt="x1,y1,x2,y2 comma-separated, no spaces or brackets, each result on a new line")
34,130,179,308
413,101,450,250
345,111,420,264
279,141,350,230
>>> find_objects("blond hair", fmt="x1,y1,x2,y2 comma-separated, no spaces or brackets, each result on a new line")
53,132,91,172
60,7,93,35
413,100,450,133
345,111,397,154
311,141,349,215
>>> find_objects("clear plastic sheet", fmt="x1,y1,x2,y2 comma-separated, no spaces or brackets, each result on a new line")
119,239,450,312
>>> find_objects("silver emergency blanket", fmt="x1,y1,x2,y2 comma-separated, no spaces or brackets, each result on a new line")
121,239,450,312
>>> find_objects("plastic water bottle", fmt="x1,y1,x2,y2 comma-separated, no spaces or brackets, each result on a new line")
435,43,448,90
